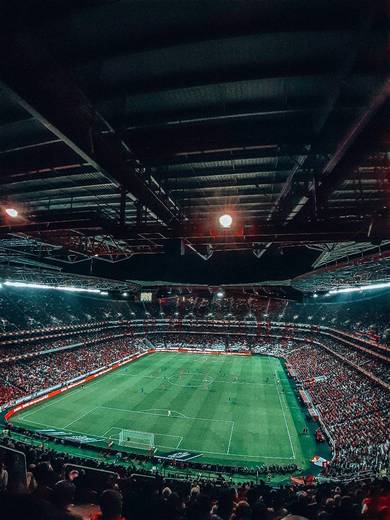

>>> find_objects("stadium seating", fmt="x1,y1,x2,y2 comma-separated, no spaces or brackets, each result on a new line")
0,433,389,519
0,288,388,510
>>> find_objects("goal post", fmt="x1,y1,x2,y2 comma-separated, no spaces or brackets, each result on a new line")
118,429,155,450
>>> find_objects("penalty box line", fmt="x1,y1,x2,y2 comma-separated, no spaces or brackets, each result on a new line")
98,406,294,460
17,416,294,461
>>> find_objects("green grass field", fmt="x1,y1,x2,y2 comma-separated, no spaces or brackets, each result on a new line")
10,352,318,470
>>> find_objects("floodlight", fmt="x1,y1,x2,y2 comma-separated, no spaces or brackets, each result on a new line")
5,208,18,218
219,214,233,228
328,281,390,295
4,281,102,294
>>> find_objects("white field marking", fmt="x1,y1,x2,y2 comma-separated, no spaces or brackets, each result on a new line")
136,409,187,418
176,436,184,449
179,448,294,460
103,427,117,438
273,369,296,459
99,406,234,423
164,373,270,387
206,379,271,386
166,376,215,389
226,421,235,454
17,417,294,460
63,406,99,429
88,370,272,386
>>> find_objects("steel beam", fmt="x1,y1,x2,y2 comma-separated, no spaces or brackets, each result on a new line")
0,29,180,226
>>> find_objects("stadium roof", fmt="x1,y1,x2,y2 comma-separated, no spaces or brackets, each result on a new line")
0,1,389,283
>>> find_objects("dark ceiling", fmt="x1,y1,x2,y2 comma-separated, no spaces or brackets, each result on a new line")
0,0,389,283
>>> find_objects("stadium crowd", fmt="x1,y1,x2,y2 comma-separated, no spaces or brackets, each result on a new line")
149,334,227,351
0,325,129,362
0,434,389,519
0,288,137,332
239,338,389,477
0,337,145,407
1,286,389,343
286,347,389,477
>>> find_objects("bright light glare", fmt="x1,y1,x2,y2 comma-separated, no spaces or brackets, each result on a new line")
328,281,390,295
219,214,233,228
5,208,18,218
122,292,128,296
216,291,224,298
4,281,103,294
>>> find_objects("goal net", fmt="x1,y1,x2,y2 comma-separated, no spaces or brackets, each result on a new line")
118,429,155,449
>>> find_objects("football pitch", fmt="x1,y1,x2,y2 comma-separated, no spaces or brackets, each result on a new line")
10,352,318,469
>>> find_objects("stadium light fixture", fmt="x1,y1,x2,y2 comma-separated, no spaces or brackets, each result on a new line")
5,207,18,218
122,292,128,297
216,290,224,298
4,281,104,294
313,293,318,298
327,281,390,295
219,213,233,228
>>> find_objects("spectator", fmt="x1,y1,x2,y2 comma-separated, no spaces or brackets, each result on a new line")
92,489,125,520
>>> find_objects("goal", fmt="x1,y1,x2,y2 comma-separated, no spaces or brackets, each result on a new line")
118,429,155,450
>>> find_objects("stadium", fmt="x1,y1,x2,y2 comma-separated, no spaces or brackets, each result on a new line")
0,2,389,519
